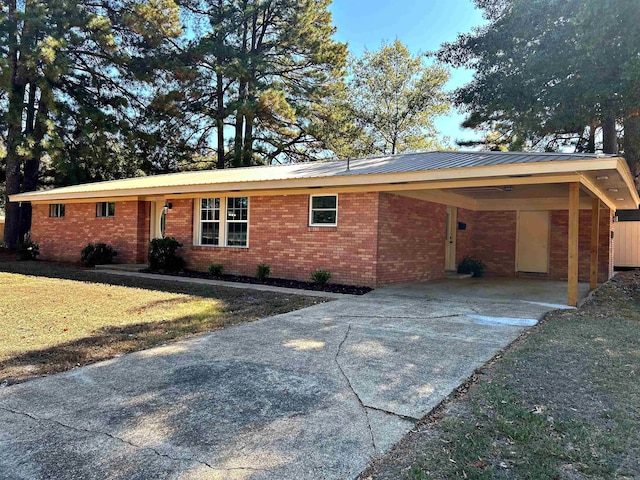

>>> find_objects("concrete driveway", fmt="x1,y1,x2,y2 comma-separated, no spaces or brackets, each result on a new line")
0,279,585,480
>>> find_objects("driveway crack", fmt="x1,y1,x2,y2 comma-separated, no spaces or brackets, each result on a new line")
334,324,378,456
0,405,263,473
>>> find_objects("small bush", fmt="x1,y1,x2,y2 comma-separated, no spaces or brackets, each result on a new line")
148,237,185,273
208,263,224,278
311,269,332,287
256,263,271,281
458,255,486,277
81,242,116,266
17,234,40,260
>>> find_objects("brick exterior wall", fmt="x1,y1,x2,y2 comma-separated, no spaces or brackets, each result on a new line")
165,193,380,287
548,209,612,283
376,193,447,284
28,191,615,287
31,200,148,264
456,208,613,282
470,211,518,277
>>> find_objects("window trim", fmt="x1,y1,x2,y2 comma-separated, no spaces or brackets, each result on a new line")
309,194,338,227
96,202,115,218
193,196,250,248
49,203,65,218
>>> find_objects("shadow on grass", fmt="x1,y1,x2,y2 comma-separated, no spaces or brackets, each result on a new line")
1,304,268,385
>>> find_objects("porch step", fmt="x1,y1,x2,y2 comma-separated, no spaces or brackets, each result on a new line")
445,270,473,279
95,263,148,273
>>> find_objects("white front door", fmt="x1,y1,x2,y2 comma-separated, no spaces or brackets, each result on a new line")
517,210,550,273
445,206,458,271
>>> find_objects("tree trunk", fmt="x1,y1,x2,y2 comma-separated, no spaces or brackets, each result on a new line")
242,110,254,166
232,5,249,168
586,122,596,153
623,116,640,191
216,72,226,169
4,0,25,248
602,117,619,154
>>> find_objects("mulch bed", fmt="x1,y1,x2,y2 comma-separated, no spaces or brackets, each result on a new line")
143,268,373,295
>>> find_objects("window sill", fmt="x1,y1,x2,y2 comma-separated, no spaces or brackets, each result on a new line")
308,225,338,231
191,245,249,250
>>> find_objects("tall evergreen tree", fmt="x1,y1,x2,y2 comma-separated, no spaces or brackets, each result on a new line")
438,0,640,171
0,0,182,246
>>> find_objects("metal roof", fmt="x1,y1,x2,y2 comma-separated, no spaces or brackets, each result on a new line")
9,150,621,200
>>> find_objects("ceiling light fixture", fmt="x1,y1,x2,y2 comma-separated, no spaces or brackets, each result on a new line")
608,188,619,192
616,197,625,201
596,175,609,180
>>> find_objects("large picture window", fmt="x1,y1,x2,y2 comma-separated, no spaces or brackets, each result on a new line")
309,195,338,226
226,197,248,247
200,198,220,245
196,196,249,247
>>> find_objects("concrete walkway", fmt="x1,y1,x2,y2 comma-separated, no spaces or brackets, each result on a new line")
0,279,587,480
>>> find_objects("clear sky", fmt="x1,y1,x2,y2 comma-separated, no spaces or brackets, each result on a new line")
328,0,487,146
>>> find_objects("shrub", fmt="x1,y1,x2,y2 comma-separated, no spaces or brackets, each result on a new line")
457,255,486,278
148,237,185,273
17,234,40,261
311,269,332,287
256,263,271,281
208,263,224,278
81,242,116,266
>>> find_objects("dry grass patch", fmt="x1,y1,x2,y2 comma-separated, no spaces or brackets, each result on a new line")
0,261,323,384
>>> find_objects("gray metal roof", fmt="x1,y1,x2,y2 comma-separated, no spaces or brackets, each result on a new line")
10,150,619,200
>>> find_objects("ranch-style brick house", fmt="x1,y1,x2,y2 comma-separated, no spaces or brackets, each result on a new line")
10,151,640,305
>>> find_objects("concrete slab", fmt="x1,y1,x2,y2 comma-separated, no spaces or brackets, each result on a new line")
0,278,576,479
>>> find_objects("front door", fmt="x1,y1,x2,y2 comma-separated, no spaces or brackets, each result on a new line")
445,206,458,270
517,210,549,273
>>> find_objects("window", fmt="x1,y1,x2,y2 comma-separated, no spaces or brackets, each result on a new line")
226,197,249,247
309,195,337,226
196,196,249,247
200,198,220,245
49,204,65,218
96,202,115,217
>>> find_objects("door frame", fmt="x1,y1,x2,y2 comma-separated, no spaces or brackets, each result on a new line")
445,206,458,271
515,210,550,273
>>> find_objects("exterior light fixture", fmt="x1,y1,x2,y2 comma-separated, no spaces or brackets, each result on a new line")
616,197,625,201
608,188,619,192
596,175,609,180
503,185,513,192
163,201,173,214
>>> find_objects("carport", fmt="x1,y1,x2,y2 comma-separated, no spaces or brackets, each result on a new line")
386,154,639,305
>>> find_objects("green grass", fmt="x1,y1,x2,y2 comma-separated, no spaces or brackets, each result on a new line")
0,257,324,384
362,273,640,480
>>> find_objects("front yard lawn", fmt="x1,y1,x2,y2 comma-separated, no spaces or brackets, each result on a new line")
360,272,640,480
0,258,323,385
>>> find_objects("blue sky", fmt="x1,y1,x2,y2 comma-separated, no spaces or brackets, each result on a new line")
328,0,487,146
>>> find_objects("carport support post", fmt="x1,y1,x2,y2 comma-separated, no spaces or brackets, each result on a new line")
590,198,600,290
568,182,580,306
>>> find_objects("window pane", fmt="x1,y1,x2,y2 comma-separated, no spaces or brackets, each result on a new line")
227,197,248,221
201,222,220,245
312,210,336,224
96,203,104,217
312,196,337,209
108,203,115,216
227,222,248,247
60,204,65,217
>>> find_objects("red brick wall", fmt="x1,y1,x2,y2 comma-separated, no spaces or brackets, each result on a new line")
469,211,518,276
549,209,612,283
376,193,447,284
165,193,380,286
31,200,148,264
455,208,475,268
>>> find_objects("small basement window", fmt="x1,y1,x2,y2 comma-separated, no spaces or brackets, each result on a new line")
49,204,65,218
96,202,115,218
309,195,338,226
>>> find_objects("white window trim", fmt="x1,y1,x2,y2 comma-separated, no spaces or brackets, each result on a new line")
49,203,65,218
193,196,250,248
309,194,338,227
96,202,115,218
